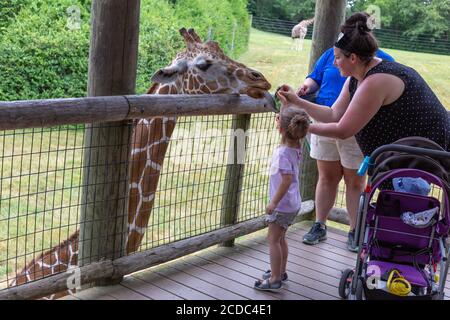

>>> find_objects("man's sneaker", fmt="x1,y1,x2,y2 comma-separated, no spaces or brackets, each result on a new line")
302,222,327,245
347,230,359,253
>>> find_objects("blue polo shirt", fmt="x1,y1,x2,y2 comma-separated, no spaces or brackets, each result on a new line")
307,47,395,106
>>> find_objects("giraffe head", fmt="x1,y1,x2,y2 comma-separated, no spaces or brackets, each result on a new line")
150,28,271,98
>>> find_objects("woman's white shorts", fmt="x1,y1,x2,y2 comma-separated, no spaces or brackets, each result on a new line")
309,134,364,170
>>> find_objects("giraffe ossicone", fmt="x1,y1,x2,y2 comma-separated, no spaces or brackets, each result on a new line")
10,27,272,299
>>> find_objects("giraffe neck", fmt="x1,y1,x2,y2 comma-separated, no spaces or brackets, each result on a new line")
11,230,79,299
126,84,178,253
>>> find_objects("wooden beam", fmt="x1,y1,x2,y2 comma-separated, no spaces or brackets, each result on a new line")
328,207,350,226
0,201,314,300
0,94,276,131
126,92,277,118
78,0,141,287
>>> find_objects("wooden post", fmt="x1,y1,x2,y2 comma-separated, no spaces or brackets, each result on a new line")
220,114,251,247
308,0,347,72
78,0,141,286
300,0,347,202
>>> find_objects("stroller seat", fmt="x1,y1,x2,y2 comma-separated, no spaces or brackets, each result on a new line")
367,260,428,287
367,190,441,266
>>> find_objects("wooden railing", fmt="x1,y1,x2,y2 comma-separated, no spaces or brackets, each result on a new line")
0,94,277,130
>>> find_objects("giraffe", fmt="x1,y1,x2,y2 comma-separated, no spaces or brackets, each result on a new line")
291,18,314,51
9,231,79,300
9,27,271,299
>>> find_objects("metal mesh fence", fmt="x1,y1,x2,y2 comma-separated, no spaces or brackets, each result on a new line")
140,115,238,249
0,126,85,289
0,112,315,290
251,16,450,56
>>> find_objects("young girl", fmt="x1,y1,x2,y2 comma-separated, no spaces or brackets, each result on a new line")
254,107,310,291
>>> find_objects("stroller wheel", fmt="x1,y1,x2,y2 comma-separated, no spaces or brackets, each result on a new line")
339,268,354,299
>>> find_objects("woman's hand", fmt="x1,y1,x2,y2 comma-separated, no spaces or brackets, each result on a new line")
276,84,301,107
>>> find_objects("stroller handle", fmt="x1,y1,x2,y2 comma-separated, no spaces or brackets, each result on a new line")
367,144,450,176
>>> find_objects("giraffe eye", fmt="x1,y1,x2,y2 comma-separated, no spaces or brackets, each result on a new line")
250,71,261,79
196,59,212,71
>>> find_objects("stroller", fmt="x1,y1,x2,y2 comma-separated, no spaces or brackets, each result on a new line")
339,137,450,300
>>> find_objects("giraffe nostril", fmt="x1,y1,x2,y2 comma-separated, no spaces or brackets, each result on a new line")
251,71,261,79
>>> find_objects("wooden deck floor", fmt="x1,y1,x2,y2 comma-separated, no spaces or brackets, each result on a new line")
64,221,450,300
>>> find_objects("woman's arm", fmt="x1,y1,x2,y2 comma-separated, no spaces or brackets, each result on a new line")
309,74,391,139
277,78,352,123
266,173,293,214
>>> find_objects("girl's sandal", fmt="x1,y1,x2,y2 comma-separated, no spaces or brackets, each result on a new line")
254,278,283,292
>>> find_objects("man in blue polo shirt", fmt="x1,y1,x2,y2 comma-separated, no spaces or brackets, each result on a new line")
299,46,394,252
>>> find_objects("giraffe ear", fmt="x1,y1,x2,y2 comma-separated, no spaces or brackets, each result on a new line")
151,60,188,84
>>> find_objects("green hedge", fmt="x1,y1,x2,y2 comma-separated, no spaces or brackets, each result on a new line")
0,0,33,33
0,0,91,100
0,0,250,101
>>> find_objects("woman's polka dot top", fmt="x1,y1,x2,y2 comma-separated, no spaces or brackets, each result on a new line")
349,60,450,156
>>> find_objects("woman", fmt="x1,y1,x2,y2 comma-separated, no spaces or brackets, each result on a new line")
277,13,450,244
297,12,395,252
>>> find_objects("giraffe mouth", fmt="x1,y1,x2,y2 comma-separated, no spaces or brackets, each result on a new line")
246,83,271,99
246,88,267,99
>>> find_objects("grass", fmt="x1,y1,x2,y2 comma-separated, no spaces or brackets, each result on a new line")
1,28,448,283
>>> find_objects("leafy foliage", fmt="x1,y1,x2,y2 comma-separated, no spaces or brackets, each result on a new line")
0,0,250,101
0,0,31,33
0,0,90,101
248,0,316,21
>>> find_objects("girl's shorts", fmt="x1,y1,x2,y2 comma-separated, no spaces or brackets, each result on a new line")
265,210,298,229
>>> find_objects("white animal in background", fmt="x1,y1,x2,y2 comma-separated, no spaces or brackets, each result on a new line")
291,18,314,51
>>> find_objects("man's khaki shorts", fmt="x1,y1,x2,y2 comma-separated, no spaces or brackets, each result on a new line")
310,134,364,170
